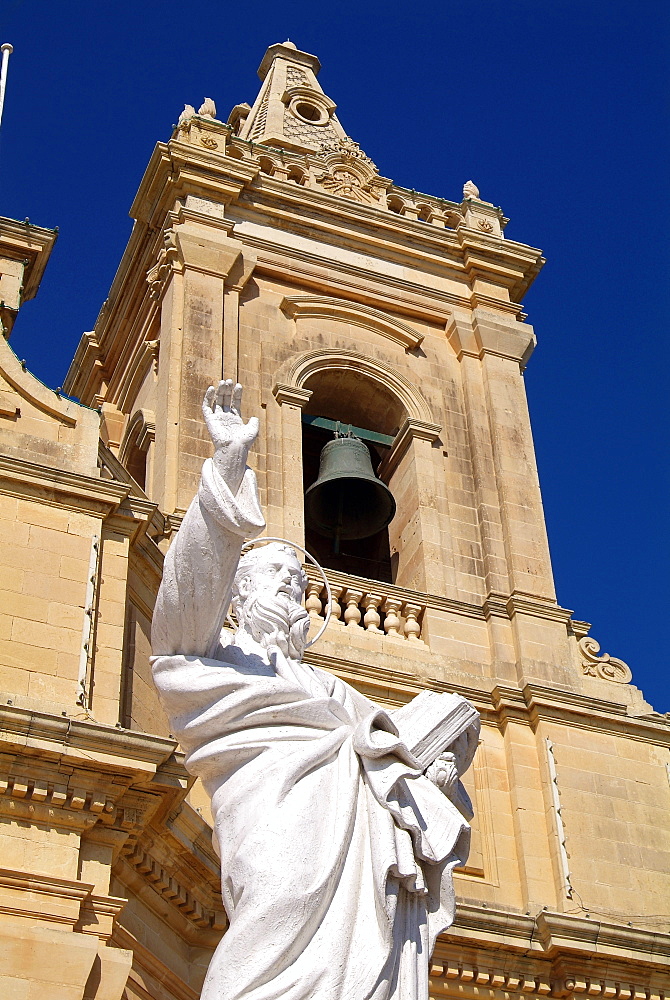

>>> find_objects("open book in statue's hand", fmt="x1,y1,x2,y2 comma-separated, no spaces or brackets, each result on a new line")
392,689,480,772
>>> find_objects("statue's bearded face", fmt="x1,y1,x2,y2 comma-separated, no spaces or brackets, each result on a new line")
232,546,310,659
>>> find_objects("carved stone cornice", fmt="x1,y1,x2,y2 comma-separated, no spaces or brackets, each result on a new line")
0,452,129,514
521,684,670,745
457,229,545,302
0,216,58,332
118,842,217,931
0,704,179,771
131,140,260,229
0,868,96,927
280,294,424,350
535,909,670,965
506,592,573,624
429,904,670,998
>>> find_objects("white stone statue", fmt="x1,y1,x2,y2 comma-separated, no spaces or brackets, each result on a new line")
151,379,480,1000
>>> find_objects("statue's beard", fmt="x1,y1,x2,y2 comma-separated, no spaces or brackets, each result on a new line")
238,592,309,660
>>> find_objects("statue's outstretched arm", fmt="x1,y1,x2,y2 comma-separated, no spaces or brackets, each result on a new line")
151,380,266,658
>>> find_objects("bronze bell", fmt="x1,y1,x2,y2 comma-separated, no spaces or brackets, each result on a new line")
304,436,396,544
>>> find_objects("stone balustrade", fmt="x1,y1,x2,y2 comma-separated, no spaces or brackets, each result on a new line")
304,567,426,642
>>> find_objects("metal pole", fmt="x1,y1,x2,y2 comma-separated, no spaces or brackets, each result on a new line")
0,44,13,131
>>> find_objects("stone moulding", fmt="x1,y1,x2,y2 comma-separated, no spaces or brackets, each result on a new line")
378,416,443,481
0,452,129,515
112,924,201,1000
0,868,95,926
429,904,670,999
115,337,159,414
0,336,79,426
118,407,156,469
274,347,436,424
280,294,424,350
119,841,216,930
0,704,180,769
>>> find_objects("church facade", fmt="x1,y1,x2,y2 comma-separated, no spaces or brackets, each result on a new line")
0,41,668,1000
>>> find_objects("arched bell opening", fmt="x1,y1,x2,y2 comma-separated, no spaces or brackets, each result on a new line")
119,409,155,496
301,370,404,584
126,443,148,491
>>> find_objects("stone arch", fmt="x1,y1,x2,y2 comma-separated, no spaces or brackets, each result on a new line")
272,350,442,587
274,349,435,429
119,408,155,490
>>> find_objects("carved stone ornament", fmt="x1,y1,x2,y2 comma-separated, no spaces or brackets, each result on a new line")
198,97,217,119
578,636,632,683
146,229,182,301
463,179,480,200
178,104,196,125
316,134,377,170
477,218,494,232
319,166,371,202
313,137,385,205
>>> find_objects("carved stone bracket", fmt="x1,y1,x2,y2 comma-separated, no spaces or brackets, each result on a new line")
147,228,183,302
579,636,632,684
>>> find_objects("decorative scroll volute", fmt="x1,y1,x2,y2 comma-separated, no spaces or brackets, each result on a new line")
578,636,632,683
146,228,182,301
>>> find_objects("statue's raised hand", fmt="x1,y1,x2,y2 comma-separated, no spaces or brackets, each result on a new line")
203,380,259,495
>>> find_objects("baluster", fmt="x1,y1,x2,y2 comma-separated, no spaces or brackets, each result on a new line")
361,593,382,632
329,585,344,625
402,602,422,642
305,581,324,620
382,597,403,638
343,589,363,628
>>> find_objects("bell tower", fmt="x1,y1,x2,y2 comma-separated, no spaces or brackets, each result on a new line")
67,39,561,686
60,39,670,1000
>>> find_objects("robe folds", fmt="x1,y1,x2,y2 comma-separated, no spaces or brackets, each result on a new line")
151,457,473,1000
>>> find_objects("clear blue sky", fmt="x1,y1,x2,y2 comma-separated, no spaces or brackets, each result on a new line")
1,0,668,711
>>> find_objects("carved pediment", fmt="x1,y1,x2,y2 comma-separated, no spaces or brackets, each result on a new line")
313,137,387,206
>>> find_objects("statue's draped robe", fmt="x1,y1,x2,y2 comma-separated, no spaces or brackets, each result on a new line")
152,459,472,1000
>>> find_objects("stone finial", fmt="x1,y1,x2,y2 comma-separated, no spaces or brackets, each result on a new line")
198,98,217,119
463,180,480,201
178,104,196,124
